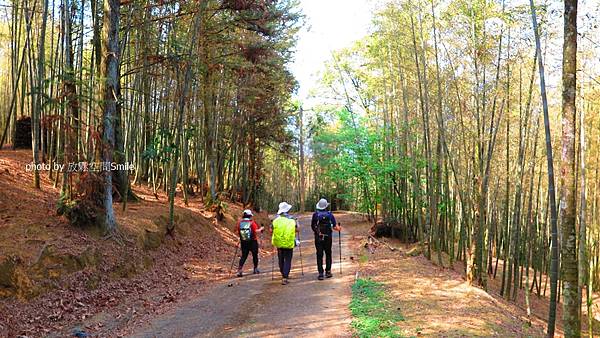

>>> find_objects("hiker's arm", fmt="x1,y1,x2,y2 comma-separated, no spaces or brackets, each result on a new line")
330,213,337,226
255,221,264,233
331,213,341,232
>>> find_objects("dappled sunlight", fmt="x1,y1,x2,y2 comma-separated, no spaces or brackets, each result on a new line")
356,237,547,337
129,213,357,337
1,0,598,335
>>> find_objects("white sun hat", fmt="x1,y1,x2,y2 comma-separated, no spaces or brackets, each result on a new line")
316,198,329,210
243,209,253,216
277,202,292,215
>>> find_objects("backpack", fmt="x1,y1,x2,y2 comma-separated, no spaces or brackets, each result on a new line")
239,219,253,241
272,216,296,249
316,211,332,236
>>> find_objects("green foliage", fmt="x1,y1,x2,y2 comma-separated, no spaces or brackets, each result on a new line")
142,129,177,163
260,146,301,211
311,106,417,214
350,278,404,338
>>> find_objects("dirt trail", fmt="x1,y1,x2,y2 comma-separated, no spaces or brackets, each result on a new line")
130,214,355,338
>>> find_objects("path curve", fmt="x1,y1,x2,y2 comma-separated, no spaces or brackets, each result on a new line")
130,214,355,338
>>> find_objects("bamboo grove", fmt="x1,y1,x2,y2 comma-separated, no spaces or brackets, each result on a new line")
306,0,599,336
1,0,599,336
0,0,302,231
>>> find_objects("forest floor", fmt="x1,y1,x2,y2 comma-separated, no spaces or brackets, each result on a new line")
355,237,599,337
0,149,269,336
356,238,548,337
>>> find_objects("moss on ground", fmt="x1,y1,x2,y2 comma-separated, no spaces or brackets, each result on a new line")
350,278,405,338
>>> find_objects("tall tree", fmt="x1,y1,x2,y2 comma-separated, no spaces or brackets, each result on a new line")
578,85,587,332
529,0,560,336
32,0,49,189
560,0,580,336
167,2,207,235
100,0,119,234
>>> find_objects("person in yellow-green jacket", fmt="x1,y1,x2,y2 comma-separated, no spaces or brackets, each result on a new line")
271,202,298,285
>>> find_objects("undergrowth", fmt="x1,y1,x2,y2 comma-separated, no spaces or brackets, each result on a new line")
350,278,404,338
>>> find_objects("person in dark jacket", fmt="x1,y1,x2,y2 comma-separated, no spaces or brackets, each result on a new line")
311,198,341,280
235,209,264,277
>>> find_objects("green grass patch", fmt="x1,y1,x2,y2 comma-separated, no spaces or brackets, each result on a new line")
350,278,404,338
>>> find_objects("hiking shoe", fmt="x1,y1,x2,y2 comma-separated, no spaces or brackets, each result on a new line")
318,273,324,280
282,278,289,285
236,269,243,277
253,268,260,274
326,271,333,278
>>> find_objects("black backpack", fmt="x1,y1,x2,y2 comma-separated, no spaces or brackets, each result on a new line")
316,211,332,236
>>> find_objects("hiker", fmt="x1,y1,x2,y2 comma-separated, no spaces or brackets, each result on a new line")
271,202,298,285
311,198,341,280
235,209,264,277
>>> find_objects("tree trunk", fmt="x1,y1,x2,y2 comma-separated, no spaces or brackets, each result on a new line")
577,88,587,331
100,0,120,234
168,3,207,234
529,1,560,336
298,106,306,212
559,0,580,336
31,0,48,189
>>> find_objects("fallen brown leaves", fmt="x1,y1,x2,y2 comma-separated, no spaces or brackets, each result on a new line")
0,150,268,337
351,234,548,337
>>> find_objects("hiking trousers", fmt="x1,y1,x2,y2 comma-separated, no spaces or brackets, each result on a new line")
314,235,332,274
239,240,259,269
277,248,294,278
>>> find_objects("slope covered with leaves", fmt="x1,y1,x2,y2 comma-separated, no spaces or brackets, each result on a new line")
0,149,270,336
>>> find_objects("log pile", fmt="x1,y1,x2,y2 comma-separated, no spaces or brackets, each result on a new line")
371,221,390,237
14,117,31,149
368,235,398,251
371,220,418,243
361,234,399,254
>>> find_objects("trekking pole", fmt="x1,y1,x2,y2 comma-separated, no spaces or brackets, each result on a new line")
270,223,275,281
229,241,239,278
338,222,342,275
298,219,304,276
